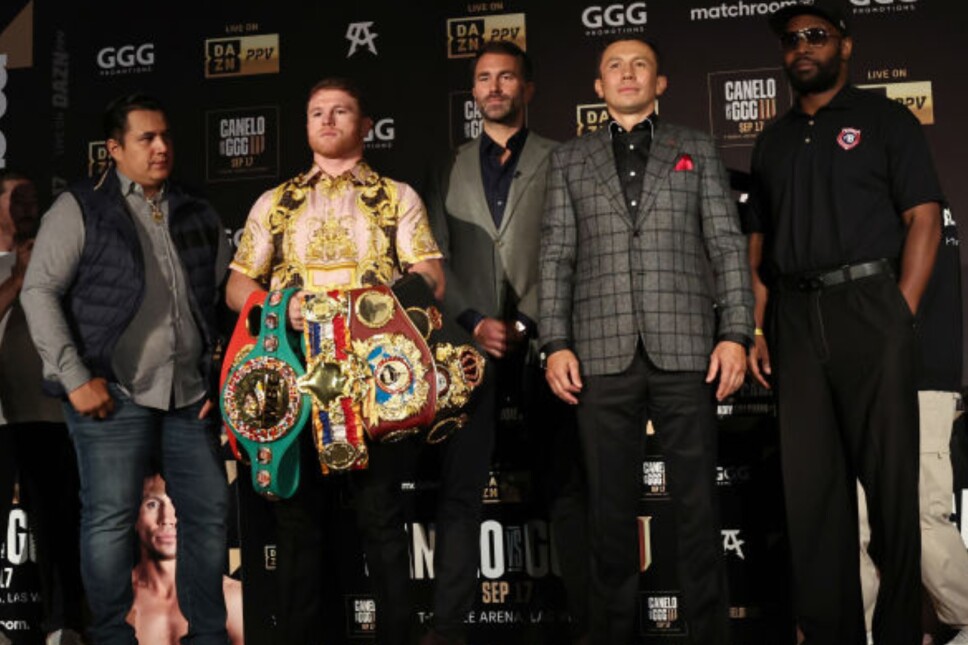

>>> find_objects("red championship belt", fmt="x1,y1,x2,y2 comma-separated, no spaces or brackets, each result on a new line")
347,285,437,442
220,289,268,461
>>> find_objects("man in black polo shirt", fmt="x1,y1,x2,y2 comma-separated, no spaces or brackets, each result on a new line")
747,1,944,644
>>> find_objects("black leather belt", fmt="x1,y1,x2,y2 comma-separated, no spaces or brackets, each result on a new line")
780,259,894,291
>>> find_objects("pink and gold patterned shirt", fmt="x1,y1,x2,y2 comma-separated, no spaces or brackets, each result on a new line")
231,162,442,291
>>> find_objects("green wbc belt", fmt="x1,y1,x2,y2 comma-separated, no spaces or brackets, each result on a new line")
221,288,310,500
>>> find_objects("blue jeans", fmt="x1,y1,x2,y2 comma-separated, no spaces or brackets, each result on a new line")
64,384,228,645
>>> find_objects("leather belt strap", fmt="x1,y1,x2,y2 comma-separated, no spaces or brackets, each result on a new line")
779,259,894,291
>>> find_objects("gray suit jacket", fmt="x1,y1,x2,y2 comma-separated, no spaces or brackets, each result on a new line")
538,121,753,375
426,132,556,325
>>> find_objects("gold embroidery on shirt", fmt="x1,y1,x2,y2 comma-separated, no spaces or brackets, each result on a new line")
306,214,358,265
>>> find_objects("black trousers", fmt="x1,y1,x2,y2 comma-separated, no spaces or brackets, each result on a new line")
432,361,589,642
273,428,417,645
0,422,85,635
772,274,921,645
430,374,496,639
575,344,728,645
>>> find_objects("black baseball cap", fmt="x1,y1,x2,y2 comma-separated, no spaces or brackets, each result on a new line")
769,0,851,36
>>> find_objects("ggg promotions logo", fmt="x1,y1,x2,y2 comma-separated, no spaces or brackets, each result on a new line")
708,68,791,146
87,141,109,178
858,80,934,125
364,117,395,150
205,34,279,78
446,13,526,58
850,0,917,14
581,2,647,36
576,103,609,136
449,91,482,147
206,107,279,182
96,43,154,76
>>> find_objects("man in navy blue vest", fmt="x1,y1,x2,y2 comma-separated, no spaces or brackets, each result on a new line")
21,94,231,645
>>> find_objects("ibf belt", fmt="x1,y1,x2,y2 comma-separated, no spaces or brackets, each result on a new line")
301,290,371,473
221,289,310,499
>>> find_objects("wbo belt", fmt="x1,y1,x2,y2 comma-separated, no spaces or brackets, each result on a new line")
779,259,894,291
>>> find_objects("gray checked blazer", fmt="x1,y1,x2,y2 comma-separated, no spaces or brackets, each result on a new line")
426,132,556,325
538,121,753,376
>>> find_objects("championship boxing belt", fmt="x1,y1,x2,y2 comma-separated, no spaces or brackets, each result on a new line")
300,285,438,473
219,289,268,462
389,274,486,444
300,290,372,473
221,289,310,499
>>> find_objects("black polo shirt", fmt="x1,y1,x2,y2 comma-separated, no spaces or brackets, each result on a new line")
747,85,944,276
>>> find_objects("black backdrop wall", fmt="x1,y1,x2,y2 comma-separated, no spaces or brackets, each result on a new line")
2,1,967,644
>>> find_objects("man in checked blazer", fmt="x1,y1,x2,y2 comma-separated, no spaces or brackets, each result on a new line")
539,37,753,644
425,41,588,645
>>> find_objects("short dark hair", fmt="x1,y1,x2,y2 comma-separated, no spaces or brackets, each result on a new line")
306,77,368,117
596,36,664,76
103,93,167,142
470,40,533,82
0,169,27,196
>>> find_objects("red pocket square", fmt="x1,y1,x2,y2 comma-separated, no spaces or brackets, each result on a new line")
674,154,694,171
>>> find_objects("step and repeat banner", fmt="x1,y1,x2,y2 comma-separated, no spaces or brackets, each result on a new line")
2,0,966,643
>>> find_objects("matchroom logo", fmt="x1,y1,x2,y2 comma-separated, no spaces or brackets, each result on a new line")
446,13,526,59
708,68,791,146
205,107,279,182
205,34,279,78
858,81,934,125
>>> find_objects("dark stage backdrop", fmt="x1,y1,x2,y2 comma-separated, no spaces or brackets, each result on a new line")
1,1,966,644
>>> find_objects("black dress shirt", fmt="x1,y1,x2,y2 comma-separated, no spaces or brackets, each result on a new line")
480,128,529,228
609,115,657,217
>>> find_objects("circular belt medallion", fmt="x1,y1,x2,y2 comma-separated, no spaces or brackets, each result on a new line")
352,333,430,422
321,440,360,471
224,356,303,443
355,290,395,329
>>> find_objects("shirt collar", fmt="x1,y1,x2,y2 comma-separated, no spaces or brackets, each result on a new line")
608,113,659,139
481,127,529,157
791,84,857,117
309,159,374,181
115,169,166,200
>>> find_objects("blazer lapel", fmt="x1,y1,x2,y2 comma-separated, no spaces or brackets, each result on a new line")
499,136,541,234
454,139,498,236
587,130,632,227
636,124,679,222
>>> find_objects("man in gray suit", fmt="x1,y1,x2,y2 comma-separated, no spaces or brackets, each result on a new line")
539,38,753,644
425,41,587,645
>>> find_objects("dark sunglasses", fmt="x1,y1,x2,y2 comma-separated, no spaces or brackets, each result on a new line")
779,27,841,50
